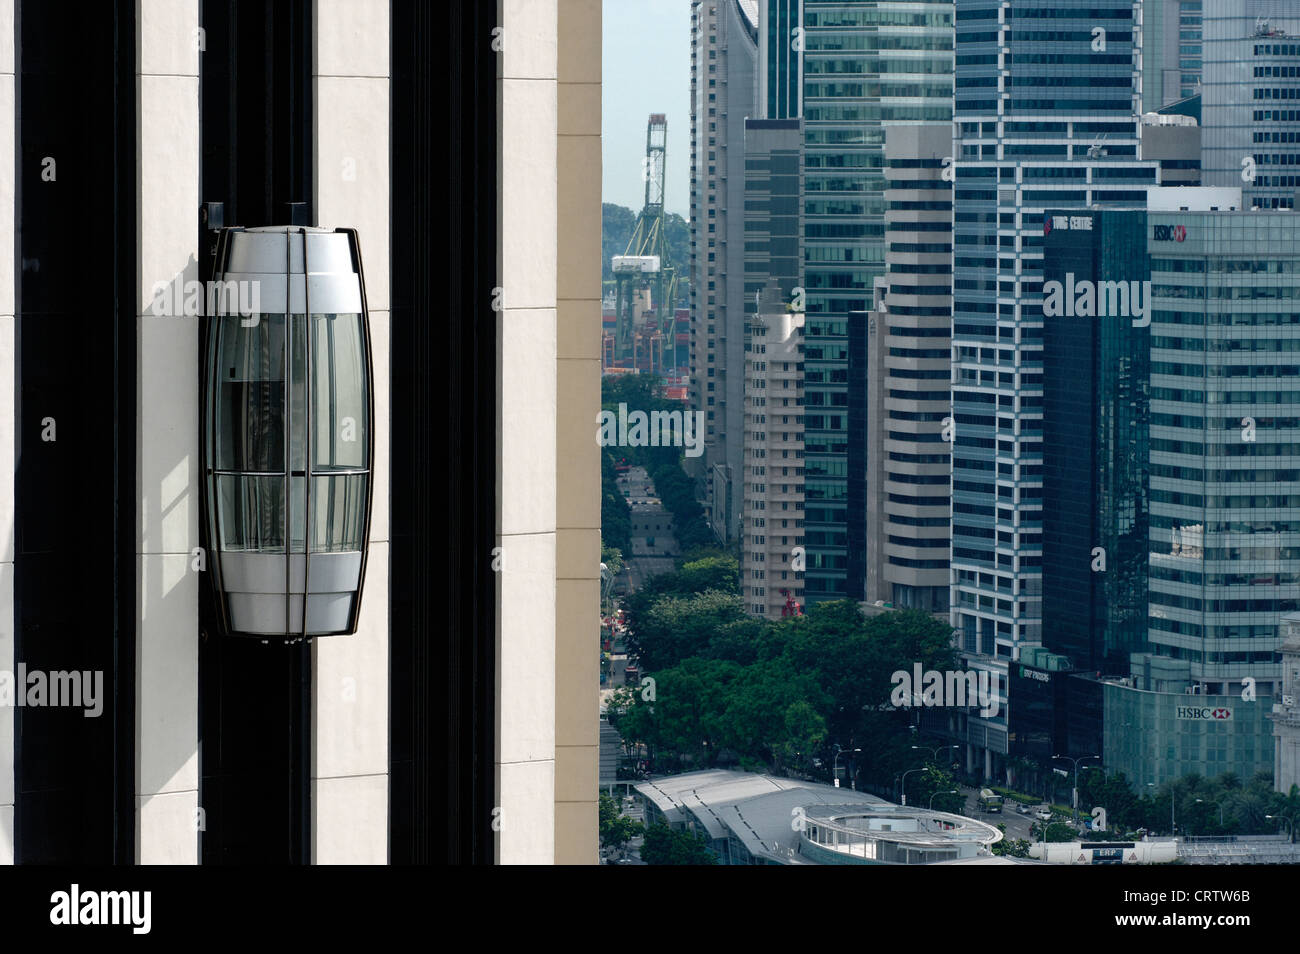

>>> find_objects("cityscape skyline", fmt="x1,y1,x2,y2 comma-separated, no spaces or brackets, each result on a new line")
3,0,1300,891
596,0,1300,863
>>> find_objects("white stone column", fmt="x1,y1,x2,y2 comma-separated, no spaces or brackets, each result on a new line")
497,0,558,864
311,0,390,865
0,0,14,867
135,0,202,864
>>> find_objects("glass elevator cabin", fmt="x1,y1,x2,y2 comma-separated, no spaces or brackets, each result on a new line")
203,226,374,637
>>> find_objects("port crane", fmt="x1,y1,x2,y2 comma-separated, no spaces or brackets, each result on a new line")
611,114,679,361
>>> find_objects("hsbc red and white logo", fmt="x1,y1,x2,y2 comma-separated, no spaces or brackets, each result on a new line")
1177,705,1232,721
1153,224,1187,242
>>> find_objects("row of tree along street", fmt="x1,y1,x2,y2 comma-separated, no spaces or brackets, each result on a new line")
607,552,1300,841
597,373,1300,854
606,549,961,807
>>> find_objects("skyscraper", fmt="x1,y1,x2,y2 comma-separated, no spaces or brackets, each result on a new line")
1107,205,1292,788
1041,209,1151,675
1145,208,1295,697
801,0,953,602
950,0,1157,778
1143,0,1204,112
689,0,759,542
1141,111,1203,187
1201,0,1300,210
865,124,953,613
1272,613,1300,794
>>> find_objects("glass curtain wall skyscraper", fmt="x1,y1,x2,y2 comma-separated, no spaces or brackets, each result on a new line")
1144,0,1204,112
950,0,1156,776
1201,0,1300,210
1041,210,1151,675
1146,210,1300,697
801,0,953,601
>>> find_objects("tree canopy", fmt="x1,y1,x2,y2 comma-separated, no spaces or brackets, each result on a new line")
639,823,717,865
612,585,958,788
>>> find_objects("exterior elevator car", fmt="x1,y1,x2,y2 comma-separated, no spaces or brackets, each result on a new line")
202,226,374,638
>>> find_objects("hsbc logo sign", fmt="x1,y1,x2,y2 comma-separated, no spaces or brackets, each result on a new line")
1153,224,1187,242
1176,705,1232,721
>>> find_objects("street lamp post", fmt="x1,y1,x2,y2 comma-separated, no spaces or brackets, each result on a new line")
900,766,927,807
930,789,958,811
913,743,960,767
832,745,861,790
1149,782,1176,836
1053,754,1100,825
1144,785,1175,837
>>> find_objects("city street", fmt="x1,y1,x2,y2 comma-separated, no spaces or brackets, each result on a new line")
617,466,679,592
957,784,1038,841
602,466,681,706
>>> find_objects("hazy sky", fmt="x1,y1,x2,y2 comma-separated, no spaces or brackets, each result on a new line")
603,0,691,217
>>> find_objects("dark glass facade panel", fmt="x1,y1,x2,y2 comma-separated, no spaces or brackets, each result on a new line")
1008,665,1059,763
1042,210,1149,675
764,0,801,119
1065,673,1104,761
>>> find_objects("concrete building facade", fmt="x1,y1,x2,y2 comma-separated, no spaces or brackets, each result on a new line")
742,285,805,618
1141,112,1203,187
1272,612,1300,794
865,124,952,614
690,0,758,545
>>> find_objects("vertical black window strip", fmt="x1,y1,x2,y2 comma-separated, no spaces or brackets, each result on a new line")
112,0,139,866
390,0,497,863
14,0,135,865
197,0,314,865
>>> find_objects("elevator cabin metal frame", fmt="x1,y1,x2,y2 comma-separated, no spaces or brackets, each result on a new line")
202,226,375,639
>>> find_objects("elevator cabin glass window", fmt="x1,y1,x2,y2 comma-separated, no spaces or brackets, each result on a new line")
213,313,370,553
